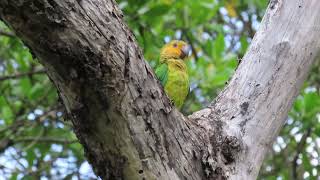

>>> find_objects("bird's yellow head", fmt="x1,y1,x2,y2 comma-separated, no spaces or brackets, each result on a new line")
160,40,191,63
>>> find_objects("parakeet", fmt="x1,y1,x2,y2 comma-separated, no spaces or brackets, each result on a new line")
155,40,191,109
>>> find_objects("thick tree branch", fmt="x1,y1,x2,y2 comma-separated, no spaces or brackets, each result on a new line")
0,0,319,180
0,1,205,179
189,1,320,179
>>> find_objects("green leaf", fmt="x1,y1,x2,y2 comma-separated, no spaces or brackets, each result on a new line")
240,36,249,55
1,105,13,123
28,83,45,99
20,77,32,96
26,150,36,166
212,33,225,60
145,5,171,17
304,92,320,112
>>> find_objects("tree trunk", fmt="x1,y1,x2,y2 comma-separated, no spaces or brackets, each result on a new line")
1,0,319,179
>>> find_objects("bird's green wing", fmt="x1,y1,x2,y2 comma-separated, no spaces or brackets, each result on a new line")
155,63,168,86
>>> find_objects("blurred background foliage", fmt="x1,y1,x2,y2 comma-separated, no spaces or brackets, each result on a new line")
0,0,319,179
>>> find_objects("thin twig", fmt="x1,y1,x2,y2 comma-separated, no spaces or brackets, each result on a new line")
0,69,46,81
292,128,312,180
0,30,15,38
15,137,78,144
184,31,199,61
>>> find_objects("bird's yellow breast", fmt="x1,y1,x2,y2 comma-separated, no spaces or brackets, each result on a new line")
164,59,189,109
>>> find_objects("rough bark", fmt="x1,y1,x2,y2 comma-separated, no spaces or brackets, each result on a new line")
0,0,319,179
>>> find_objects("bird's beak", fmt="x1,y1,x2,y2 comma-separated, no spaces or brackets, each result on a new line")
180,45,191,59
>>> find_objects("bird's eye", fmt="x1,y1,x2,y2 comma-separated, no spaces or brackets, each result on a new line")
173,43,177,47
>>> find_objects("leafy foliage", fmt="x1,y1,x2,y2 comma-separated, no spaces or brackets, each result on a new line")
0,0,319,179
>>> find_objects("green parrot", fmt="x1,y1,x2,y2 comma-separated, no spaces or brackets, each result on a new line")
155,40,191,109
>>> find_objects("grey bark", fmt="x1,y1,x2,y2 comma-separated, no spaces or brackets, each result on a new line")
0,0,319,179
